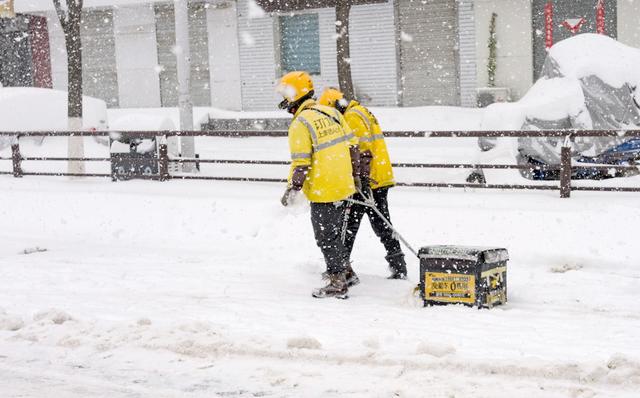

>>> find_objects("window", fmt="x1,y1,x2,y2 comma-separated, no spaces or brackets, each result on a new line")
279,14,321,74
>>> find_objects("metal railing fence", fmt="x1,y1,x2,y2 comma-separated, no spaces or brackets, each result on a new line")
1,129,640,198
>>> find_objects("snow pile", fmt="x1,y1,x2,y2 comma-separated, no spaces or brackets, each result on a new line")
247,0,267,19
481,34,640,130
481,77,587,130
107,105,483,134
108,113,177,154
0,87,108,131
33,309,74,325
373,106,483,131
548,33,640,89
108,114,175,132
0,309,24,332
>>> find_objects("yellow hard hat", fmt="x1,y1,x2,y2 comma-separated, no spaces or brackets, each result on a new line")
276,71,314,103
318,87,344,107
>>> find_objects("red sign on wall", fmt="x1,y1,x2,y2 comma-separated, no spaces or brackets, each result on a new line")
561,18,586,34
29,16,53,89
544,1,553,49
596,0,606,34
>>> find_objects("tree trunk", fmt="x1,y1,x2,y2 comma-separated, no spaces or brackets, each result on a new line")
335,1,354,100
54,0,85,175
66,11,82,120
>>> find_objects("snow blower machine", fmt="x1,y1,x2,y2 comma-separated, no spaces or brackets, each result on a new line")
347,190,508,309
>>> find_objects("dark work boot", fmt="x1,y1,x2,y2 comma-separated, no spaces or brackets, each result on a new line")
345,263,361,287
312,272,349,299
322,262,360,287
386,252,407,280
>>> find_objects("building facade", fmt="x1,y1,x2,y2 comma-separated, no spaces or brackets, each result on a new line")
7,0,640,111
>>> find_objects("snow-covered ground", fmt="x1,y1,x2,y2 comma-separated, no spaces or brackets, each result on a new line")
1,103,639,397
1,175,639,397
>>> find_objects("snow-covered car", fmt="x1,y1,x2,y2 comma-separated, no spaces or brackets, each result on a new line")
0,87,108,131
480,34,640,180
0,87,109,151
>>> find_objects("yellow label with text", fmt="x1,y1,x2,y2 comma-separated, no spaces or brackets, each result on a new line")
425,272,475,304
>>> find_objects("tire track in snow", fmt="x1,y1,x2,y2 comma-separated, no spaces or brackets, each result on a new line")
146,339,640,391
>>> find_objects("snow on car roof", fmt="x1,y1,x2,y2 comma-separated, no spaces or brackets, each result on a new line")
548,33,640,89
0,87,107,132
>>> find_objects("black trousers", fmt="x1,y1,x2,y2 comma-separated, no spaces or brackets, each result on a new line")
343,187,403,261
310,201,348,275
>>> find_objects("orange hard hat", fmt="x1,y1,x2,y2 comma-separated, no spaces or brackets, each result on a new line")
276,71,314,103
318,87,344,107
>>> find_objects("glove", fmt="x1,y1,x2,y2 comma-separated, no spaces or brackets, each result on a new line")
280,186,297,207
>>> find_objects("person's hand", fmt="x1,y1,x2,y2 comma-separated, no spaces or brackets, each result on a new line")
280,187,296,207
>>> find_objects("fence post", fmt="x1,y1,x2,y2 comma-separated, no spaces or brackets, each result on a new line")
559,137,571,198
11,137,23,178
158,139,170,181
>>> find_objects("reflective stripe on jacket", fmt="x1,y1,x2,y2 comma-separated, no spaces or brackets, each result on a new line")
344,101,395,189
288,99,356,203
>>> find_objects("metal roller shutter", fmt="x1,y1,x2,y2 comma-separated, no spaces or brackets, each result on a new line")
0,15,32,87
398,0,460,106
457,0,476,107
237,0,278,111
154,2,211,107
349,1,398,106
82,9,118,107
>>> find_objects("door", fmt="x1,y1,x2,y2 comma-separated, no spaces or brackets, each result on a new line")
82,9,119,107
0,15,33,87
397,0,460,106
532,0,617,80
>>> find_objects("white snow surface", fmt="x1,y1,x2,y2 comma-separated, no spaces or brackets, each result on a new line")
106,105,483,133
0,87,108,131
16,0,171,12
247,0,267,19
481,77,589,130
549,34,640,89
0,177,639,397
481,34,640,130
1,104,639,396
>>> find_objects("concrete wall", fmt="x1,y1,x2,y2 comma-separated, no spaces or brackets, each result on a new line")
618,0,640,48
113,5,161,108
474,0,533,100
45,10,67,91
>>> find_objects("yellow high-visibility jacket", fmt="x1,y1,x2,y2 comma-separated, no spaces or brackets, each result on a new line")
344,101,395,189
287,99,357,203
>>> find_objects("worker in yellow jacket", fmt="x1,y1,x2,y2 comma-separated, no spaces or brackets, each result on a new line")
319,88,407,280
276,72,361,299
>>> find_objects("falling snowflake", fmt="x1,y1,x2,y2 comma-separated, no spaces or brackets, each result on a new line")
247,0,266,19
240,31,255,46
400,31,413,42
171,45,183,56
